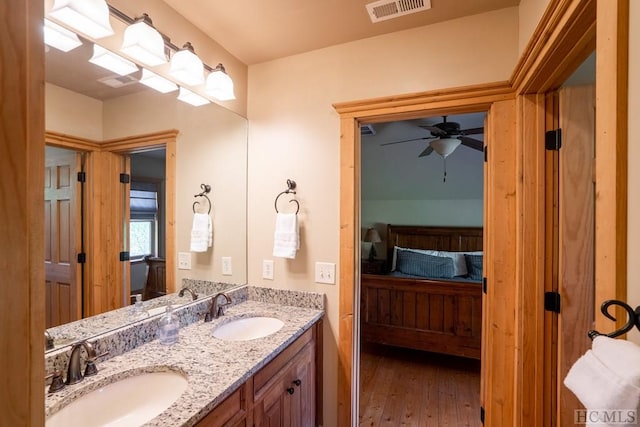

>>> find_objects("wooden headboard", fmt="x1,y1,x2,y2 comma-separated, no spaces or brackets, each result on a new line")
386,224,483,261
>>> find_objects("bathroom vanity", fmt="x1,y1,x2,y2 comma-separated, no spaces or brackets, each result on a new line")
44,285,324,427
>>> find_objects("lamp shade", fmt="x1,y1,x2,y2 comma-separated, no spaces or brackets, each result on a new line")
44,19,82,52
139,69,178,93
48,0,114,40
430,137,461,158
205,63,235,101
177,87,210,107
120,14,167,67
363,228,382,243
89,44,138,76
170,42,204,86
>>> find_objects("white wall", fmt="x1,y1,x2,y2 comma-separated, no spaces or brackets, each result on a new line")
45,83,103,141
518,0,551,55
628,1,640,344
246,7,518,424
362,199,483,228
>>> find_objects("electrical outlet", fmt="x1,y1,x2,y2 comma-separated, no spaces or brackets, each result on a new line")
262,260,274,280
178,252,191,270
222,257,232,275
315,262,336,285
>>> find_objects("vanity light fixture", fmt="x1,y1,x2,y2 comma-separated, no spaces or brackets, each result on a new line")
139,69,178,93
205,63,236,101
169,42,205,86
48,0,114,40
89,44,139,76
120,14,167,67
44,19,82,52
177,87,210,107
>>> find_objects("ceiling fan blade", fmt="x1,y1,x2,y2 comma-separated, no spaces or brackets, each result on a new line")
418,146,434,157
418,125,446,136
460,127,484,135
380,136,434,146
460,136,484,151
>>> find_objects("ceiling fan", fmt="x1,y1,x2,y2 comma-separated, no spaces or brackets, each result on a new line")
380,116,484,158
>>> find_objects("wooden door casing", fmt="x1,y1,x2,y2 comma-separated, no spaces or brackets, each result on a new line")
44,148,81,327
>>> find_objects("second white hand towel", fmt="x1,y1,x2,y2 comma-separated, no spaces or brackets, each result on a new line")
273,213,299,259
190,212,210,252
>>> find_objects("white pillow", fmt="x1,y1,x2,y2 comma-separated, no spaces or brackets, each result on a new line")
391,246,468,276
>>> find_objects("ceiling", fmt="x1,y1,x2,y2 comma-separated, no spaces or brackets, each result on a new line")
361,112,485,201
161,0,520,65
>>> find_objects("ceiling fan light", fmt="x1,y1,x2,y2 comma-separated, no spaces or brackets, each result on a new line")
44,18,82,52
139,69,178,93
177,87,210,107
89,44,138,76
48,0,114,40
430,137,461,158
169,42,204,86
205,64,236,101
121,15,167,67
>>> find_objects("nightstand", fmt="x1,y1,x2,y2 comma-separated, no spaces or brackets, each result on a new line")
361,258,386,274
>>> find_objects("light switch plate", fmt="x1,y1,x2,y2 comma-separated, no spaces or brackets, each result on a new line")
263,260,274,280
315,262,336,285
222,257,232,275
178,252,191,270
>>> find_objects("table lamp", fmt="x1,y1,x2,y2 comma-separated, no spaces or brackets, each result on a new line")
363,228,382,260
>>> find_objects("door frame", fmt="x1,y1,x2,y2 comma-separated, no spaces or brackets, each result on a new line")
334,0,627,425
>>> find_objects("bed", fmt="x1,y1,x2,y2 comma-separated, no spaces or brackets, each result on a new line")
360,225,483,359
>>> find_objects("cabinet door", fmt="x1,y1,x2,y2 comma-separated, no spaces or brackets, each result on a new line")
287,342,315,427
255,376,286,427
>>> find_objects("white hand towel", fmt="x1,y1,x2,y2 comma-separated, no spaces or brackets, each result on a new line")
273,213,299,259
190,213,211,253
564,336,640,427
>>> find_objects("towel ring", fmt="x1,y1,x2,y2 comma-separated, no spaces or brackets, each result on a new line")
193,183,212,214
588,300,640,340
274,179,299,214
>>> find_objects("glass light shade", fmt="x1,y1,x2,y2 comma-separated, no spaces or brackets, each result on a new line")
169,44,204,86
120,17,167,67
205,65,236,101
363,228,382,243
89,44,138,76
44,19,82,52
430,137,461,158
177,87,210,107
139,69,178,93
48,0,114,40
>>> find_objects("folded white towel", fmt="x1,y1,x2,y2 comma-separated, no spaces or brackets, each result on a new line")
190,213,212,253
273,213,299,259
564,336,640,427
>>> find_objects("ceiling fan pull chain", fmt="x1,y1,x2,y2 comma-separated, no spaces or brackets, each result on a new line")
443,157,447,182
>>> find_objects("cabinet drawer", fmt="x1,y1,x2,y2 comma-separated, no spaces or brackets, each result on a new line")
196,383,248,427
253,328,313,399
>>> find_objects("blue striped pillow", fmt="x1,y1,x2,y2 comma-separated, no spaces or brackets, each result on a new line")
395,249,455,278
464,254,483,281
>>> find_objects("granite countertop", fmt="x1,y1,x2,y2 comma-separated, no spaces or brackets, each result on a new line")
45,299,324,426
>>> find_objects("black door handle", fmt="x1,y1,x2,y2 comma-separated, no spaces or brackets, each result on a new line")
286,387,295,395
292,379,302,386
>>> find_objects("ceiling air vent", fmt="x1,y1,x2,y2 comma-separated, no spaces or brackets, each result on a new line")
366,0,431,23
98,74,138,88
361,124,376,136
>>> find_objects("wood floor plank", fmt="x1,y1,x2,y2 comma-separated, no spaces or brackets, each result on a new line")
360,344,480,427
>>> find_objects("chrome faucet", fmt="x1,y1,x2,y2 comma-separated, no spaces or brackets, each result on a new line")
45,330,54,350
66,341,100,385
178,286,198,301
204,293,232,322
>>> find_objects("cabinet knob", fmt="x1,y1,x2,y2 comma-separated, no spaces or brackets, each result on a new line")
286,387,295,395
292,379,302,386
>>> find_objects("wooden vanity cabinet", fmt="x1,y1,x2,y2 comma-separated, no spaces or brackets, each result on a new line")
196,320,322,427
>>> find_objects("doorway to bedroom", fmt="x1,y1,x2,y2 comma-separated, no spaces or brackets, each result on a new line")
358,113,485,425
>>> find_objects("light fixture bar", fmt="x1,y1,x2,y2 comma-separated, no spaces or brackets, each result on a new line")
89,44,139,76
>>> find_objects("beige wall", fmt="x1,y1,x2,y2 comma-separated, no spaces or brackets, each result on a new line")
45,83,104,140
102,90,248,287
628,1,639,344
246,7,519,424
518,0,551,55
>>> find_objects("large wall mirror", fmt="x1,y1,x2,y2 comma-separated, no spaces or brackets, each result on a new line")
44,28,248,351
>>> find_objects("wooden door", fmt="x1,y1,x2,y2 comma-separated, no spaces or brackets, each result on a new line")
556,85,595,424
288,343,316,427
44,148,81,327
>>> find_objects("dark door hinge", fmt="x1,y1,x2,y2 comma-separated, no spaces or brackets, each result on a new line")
545,129,562,151
77,253,86,264
482,277,487,294
544,291,561,313
119,251,130,262
483,145,488,162
119,173,130,184
77,171,86,183
480,406,485,424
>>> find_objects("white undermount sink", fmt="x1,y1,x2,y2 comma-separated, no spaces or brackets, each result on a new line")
46,371,188,427
212,317,284,341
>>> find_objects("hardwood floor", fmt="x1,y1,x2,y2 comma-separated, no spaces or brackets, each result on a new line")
359,344,481,427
